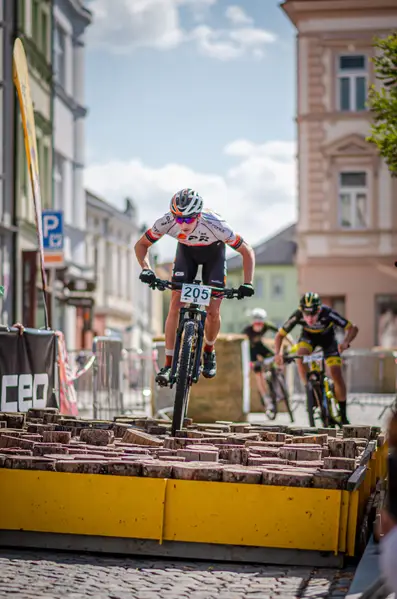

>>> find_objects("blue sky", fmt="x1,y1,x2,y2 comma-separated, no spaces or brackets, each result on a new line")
84,0,297,260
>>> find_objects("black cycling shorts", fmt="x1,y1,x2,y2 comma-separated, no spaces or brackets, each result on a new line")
172,241,226,288
250,342,274,364
298,329,341,366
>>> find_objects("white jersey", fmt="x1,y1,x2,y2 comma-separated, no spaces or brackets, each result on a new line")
145,209,243,249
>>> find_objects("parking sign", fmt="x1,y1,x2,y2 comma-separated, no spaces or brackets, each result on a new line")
42,210,64,268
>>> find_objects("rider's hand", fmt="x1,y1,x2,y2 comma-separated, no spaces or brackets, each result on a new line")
237,283,254,299
139,269,156,285
338,342,350,354
274,353,284,367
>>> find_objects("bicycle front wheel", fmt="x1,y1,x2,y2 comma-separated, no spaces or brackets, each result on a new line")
274,371,294,423
171,320,196,436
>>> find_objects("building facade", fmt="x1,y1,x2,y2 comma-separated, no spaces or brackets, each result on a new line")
52,0,93,348
15,0,53,329
222,224,299,333
282,0,397,348
0,1,18,324
85,191,159,351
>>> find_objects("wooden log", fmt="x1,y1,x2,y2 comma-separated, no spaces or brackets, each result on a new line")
122,429,163,447
262,470,313,487
313,469,351,490
56,460,108,474
3,456,55,471
80,429,115,446
248,457,286,466
342,425,371,440
344,439,356,459
222,467,262,484
328,438,345,457
106,461,142,476
295,447,322,462
172,462,223,482
141,461,173,478
323,457,356,471
33,444,67,456
42,431,71,444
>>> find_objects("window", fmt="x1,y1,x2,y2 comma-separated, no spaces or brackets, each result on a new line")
338,171,368,229
17,0,25,30
54,25,66,87
32,0,39,40
338,55,367,112
41,10,49,59
54,153,65,209
271,274,285,301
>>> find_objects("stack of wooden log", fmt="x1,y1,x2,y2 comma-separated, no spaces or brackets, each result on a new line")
0,409,384,490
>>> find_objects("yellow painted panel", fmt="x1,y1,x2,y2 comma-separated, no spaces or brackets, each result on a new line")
347,490,359,556
163,480,342,552
338,490,350,553
0,470,165,540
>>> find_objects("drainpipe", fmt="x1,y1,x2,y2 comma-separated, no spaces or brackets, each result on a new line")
11,0,19,324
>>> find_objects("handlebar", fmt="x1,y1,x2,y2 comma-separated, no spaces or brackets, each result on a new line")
147,277,242,299
283,352,324,364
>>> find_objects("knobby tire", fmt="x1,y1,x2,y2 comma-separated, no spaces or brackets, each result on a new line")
274,371,294,423
171,320,195,436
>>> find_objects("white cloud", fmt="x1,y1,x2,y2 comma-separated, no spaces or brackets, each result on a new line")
87,0,276,60
225,6,253,26
84,139,297,261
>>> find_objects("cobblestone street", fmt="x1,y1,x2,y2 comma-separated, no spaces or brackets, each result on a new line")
0,550,355,598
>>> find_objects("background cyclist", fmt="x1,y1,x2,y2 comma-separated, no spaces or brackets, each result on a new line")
242,307,293,412
273,292,358,425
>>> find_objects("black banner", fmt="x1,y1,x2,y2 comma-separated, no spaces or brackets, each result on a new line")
0,327,56,413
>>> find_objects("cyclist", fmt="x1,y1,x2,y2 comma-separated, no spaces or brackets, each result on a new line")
135,188,255,386
273,292,358,425
242,308,293,411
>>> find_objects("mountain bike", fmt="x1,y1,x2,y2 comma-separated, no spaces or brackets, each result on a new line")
284,352,341,428
258,356,294,422
147,277,241,435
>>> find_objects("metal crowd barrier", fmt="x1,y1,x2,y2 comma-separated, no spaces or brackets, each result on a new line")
66,339,158,419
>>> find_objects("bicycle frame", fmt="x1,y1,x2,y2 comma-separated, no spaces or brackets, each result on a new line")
169,301,207,387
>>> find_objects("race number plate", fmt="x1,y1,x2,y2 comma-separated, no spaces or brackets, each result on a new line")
180,283,212,306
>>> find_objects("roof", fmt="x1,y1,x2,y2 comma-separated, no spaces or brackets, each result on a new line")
227,223,297,271
86,189,138,225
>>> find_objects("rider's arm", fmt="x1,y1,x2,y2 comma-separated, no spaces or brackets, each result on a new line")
274,311,300,355
134,234,153,270
328,309,359,348
134,213,174,270
234,242,255,284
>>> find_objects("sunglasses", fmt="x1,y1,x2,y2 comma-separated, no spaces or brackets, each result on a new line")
174,215,198,224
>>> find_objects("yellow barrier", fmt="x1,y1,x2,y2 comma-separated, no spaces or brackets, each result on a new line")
0,469,360,556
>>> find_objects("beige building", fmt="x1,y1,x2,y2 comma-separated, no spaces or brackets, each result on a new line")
282,0,397,348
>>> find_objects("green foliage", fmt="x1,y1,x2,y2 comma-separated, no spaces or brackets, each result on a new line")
367,32,397,176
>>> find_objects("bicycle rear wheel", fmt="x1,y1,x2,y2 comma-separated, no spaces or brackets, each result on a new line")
171,320,195,436
274,371,294,423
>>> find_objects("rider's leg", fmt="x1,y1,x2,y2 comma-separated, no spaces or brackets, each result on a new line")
296,341,312,386
201,243,226,379
204,297,221,351
164,291,183,367
328,361,349,424
202,297,222,378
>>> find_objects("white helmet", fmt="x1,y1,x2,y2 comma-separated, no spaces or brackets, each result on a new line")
252,308,267,322
170,188,203,217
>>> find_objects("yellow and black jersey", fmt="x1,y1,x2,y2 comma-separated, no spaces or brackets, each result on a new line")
279,305,352,337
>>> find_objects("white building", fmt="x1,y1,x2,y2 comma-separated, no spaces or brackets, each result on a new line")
85,191,160,351
53,0,93,348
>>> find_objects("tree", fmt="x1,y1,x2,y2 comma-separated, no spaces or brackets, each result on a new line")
367,32,397,176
